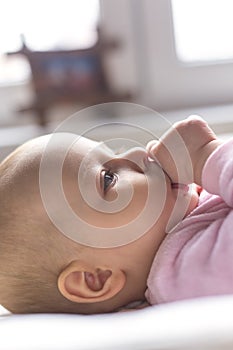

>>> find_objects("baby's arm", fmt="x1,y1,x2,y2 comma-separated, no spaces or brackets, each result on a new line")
147,116,223,186
145,117,233,305
202,137,233,207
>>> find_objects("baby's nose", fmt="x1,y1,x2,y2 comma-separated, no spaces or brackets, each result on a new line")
117,147,148,172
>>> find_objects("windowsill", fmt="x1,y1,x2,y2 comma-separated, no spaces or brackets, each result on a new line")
161,103,233,135
0,102,233,162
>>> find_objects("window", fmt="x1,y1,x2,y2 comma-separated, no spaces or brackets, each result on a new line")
0,0,99,85
171,0,233,63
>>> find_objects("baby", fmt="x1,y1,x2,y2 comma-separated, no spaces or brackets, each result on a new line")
0,116,230,314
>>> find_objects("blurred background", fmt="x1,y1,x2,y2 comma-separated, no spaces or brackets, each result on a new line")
1,0,233,160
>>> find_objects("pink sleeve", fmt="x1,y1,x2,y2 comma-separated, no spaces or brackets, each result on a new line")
202,139,233,207
145,138,233,305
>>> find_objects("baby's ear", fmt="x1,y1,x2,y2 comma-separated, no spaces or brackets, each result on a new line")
57,260,126,304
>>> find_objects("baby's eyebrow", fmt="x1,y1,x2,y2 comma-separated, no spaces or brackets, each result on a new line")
99,142,128,156
98,142,115,155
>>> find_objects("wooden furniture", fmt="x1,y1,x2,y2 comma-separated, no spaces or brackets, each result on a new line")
7,30,132,126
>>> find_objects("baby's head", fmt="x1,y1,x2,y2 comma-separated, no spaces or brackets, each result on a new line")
0,133,198,314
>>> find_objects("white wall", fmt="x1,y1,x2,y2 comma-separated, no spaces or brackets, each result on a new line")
0,83,33,126
2,0,233,129
101,0,233,111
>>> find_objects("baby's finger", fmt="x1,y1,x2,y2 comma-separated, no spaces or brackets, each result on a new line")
186,115,205,122
146,140,159,158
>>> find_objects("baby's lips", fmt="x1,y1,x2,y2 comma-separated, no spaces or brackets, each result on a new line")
171,183,189,192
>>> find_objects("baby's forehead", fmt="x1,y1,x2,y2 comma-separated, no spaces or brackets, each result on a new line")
72,135,100,152
10,134,104,179
21,134,99,159
14,135,52,169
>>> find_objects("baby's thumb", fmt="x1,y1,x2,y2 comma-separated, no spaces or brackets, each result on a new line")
146,140,159,157
186,114,205,121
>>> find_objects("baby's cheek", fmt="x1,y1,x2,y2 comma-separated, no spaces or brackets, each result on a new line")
185,185,199,216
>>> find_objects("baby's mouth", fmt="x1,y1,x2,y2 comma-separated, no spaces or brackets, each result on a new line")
171,183,189,192
146,155,190,193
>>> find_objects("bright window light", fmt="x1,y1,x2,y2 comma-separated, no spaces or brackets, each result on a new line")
171,0,233,63
0,0,99,85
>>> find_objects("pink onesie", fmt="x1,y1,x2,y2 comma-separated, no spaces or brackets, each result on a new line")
145,139,233,304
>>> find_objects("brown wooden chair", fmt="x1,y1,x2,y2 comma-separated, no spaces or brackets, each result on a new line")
7,29,132,126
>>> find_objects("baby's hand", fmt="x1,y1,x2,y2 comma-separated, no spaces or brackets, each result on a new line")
147,116,222,186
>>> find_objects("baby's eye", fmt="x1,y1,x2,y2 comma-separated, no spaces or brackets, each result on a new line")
103,170,117,192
